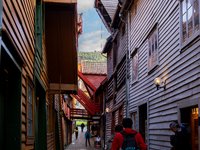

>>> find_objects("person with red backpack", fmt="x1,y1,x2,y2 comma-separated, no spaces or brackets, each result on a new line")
111,118,147,150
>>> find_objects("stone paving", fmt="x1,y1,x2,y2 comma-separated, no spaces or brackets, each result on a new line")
65,127,102,150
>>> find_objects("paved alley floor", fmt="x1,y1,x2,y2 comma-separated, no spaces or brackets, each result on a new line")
65,127,101,150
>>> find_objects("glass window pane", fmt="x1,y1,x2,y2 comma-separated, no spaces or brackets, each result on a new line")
194,15,199,32
188,6,193,23
188,21,193,38
194,1,199,17
154,33,158,63
182,0,187,14
187,0,192,9
152,36,155,66
28,85,32,103
148,40,151,68
28,102,33,119
183,13,187,29
132,52,138,82
28,119,33,136
182,27,187,42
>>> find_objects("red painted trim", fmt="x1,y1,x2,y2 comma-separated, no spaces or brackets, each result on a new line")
78,71,96,91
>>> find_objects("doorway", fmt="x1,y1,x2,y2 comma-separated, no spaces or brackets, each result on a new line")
180,106,199,150
0,48,22,149
34,79,47,150
139,103,147,144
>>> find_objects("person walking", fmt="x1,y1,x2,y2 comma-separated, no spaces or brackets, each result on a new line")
75,127,78,139
107,125,123,150
81,122,85,132
169,121,192,150
84,129,91,147
111,118,147,150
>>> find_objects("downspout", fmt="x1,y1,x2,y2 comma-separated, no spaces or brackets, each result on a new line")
103,87,107,150
120,14,129,118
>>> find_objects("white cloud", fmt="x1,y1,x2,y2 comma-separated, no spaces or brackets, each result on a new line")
79,37,107,52
78,0,94,12
86,20,100,26
83,30,104,39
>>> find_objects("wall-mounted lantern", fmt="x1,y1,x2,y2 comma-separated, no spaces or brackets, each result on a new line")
106,108,110,113
154,77,166,90
191,107,199,115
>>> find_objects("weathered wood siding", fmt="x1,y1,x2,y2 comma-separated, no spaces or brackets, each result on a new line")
2,0,35,149
117,57,126,89
107,78,114,100
107,46,113,80
128,0,200,149
106,99,113,142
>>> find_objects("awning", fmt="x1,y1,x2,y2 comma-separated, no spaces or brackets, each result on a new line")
45,2,78,94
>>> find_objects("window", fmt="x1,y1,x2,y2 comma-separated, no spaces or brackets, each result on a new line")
26,76,35,144
131,112,137,130
181,0,199,43
148,28,158,70
132,51,138,83
27,84,33,137
46,104,51,134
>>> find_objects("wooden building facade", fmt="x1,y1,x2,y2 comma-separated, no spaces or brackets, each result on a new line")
0,0,78,150
97,0,200,149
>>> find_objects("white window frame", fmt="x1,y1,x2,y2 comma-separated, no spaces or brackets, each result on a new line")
147,25,159,72
180,0,200,50
131,48,139,84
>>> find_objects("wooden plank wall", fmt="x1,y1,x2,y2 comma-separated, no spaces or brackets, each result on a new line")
55,94,62,150
128,0,200,149
105,99,113,142
107,78,114,100
107,46,113,80
2,0,35,149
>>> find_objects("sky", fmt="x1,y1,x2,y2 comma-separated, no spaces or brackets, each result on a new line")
77,0,110,52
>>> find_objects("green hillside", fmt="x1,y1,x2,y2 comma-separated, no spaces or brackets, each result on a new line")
78,51,107,62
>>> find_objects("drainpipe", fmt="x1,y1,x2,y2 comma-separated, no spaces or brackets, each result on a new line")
120,13,129,118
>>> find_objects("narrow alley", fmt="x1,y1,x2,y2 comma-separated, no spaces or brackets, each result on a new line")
65,127,100,150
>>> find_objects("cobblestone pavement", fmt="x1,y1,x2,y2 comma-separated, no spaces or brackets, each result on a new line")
65,127,101,150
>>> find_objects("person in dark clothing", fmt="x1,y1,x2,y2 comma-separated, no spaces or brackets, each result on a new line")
81,122,85,132
169,121,192,150
84,129,91,147
107,124,123,150
75,127,78,139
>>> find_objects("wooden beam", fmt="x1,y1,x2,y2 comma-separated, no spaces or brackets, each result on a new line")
50,83,77,91
78,71,97,91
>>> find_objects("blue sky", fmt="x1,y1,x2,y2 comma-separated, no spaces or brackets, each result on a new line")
77,0,110,52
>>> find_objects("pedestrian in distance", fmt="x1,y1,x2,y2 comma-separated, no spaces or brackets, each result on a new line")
169,120,192,150
111,118,147,150
81,122,85,132
107,124,123,150
75,127,78,139
85,129,91,147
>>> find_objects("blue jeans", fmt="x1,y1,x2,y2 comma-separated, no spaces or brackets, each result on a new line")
85,138,90,146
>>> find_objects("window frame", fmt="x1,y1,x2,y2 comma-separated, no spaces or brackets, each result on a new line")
26,75,35,145
179,0,200,51
131,48,139,84
147,25,159,72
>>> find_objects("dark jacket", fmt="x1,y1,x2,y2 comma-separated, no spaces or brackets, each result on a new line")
111,128,147,150
81,123,85,128
172,125,192,150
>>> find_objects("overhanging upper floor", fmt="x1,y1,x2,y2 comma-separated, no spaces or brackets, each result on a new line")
45,1,78,94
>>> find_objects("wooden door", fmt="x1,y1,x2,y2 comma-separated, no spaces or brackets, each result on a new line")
118,106,123,125
190,109,199,150
111,112,115,134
